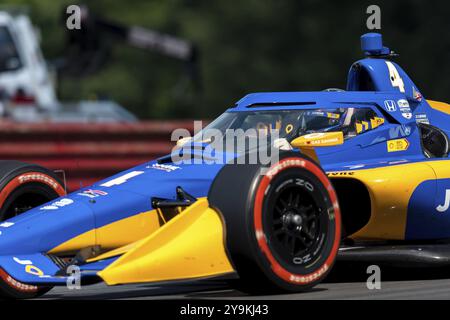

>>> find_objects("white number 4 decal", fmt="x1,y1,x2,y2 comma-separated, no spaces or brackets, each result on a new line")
386,61,405,93
101,171,144,187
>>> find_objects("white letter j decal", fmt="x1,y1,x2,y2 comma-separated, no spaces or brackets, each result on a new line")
437,190,450,213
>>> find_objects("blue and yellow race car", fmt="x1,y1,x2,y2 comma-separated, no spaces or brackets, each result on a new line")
0,33,449,298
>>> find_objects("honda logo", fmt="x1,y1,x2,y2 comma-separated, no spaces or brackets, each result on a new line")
384,100,397,112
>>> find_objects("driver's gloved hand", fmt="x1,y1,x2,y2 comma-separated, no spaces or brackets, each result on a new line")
273,138,293,151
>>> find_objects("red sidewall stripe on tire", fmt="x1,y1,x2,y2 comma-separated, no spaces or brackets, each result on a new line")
0,172,65,294
0,172,66,208
0,268,38,293
253,157,341,285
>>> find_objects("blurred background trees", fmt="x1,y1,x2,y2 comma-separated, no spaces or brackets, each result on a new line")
10,0,450,119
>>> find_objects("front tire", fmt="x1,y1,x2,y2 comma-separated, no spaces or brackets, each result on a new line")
209,152,341,293
0,161,65,221
0,161,65,299
0,269,52,299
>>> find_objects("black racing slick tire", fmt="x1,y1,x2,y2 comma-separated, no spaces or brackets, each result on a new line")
0,274,53,300
0,161,66,221
208,152,341,294
0,161,66,299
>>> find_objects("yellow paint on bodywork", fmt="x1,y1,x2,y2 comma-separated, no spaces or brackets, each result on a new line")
98,198,234,285
49,209,161,255
299,148,320,164
428,100,450,115
96,210,161,250
48,229,96,254
328,161,450,240
87,239,146,263
426,160,450,181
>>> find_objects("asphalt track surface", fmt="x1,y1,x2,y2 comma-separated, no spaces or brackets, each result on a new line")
39,263,450,300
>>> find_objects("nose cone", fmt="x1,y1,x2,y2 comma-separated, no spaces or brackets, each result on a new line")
0,198,95,255
0,160,226,257
92,160,225,200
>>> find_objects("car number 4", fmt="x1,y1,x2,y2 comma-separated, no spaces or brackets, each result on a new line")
437,189,450,213
386,61,405,93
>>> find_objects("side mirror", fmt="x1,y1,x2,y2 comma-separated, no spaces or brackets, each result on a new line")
291,132,344,149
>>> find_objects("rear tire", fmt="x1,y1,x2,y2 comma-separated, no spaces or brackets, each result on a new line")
0,161,65,299
209,152,341,294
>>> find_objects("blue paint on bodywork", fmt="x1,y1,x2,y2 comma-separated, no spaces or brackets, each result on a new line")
0,253,63,285
405,179,450,240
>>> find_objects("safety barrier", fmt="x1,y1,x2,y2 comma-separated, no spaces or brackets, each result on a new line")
0,121,198,192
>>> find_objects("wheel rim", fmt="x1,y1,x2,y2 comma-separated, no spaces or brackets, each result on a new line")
265,183,328,268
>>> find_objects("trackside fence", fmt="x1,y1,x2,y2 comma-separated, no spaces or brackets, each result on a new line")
0,121,198,192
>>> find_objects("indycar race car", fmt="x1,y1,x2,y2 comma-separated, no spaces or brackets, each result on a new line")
0,33,449,299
